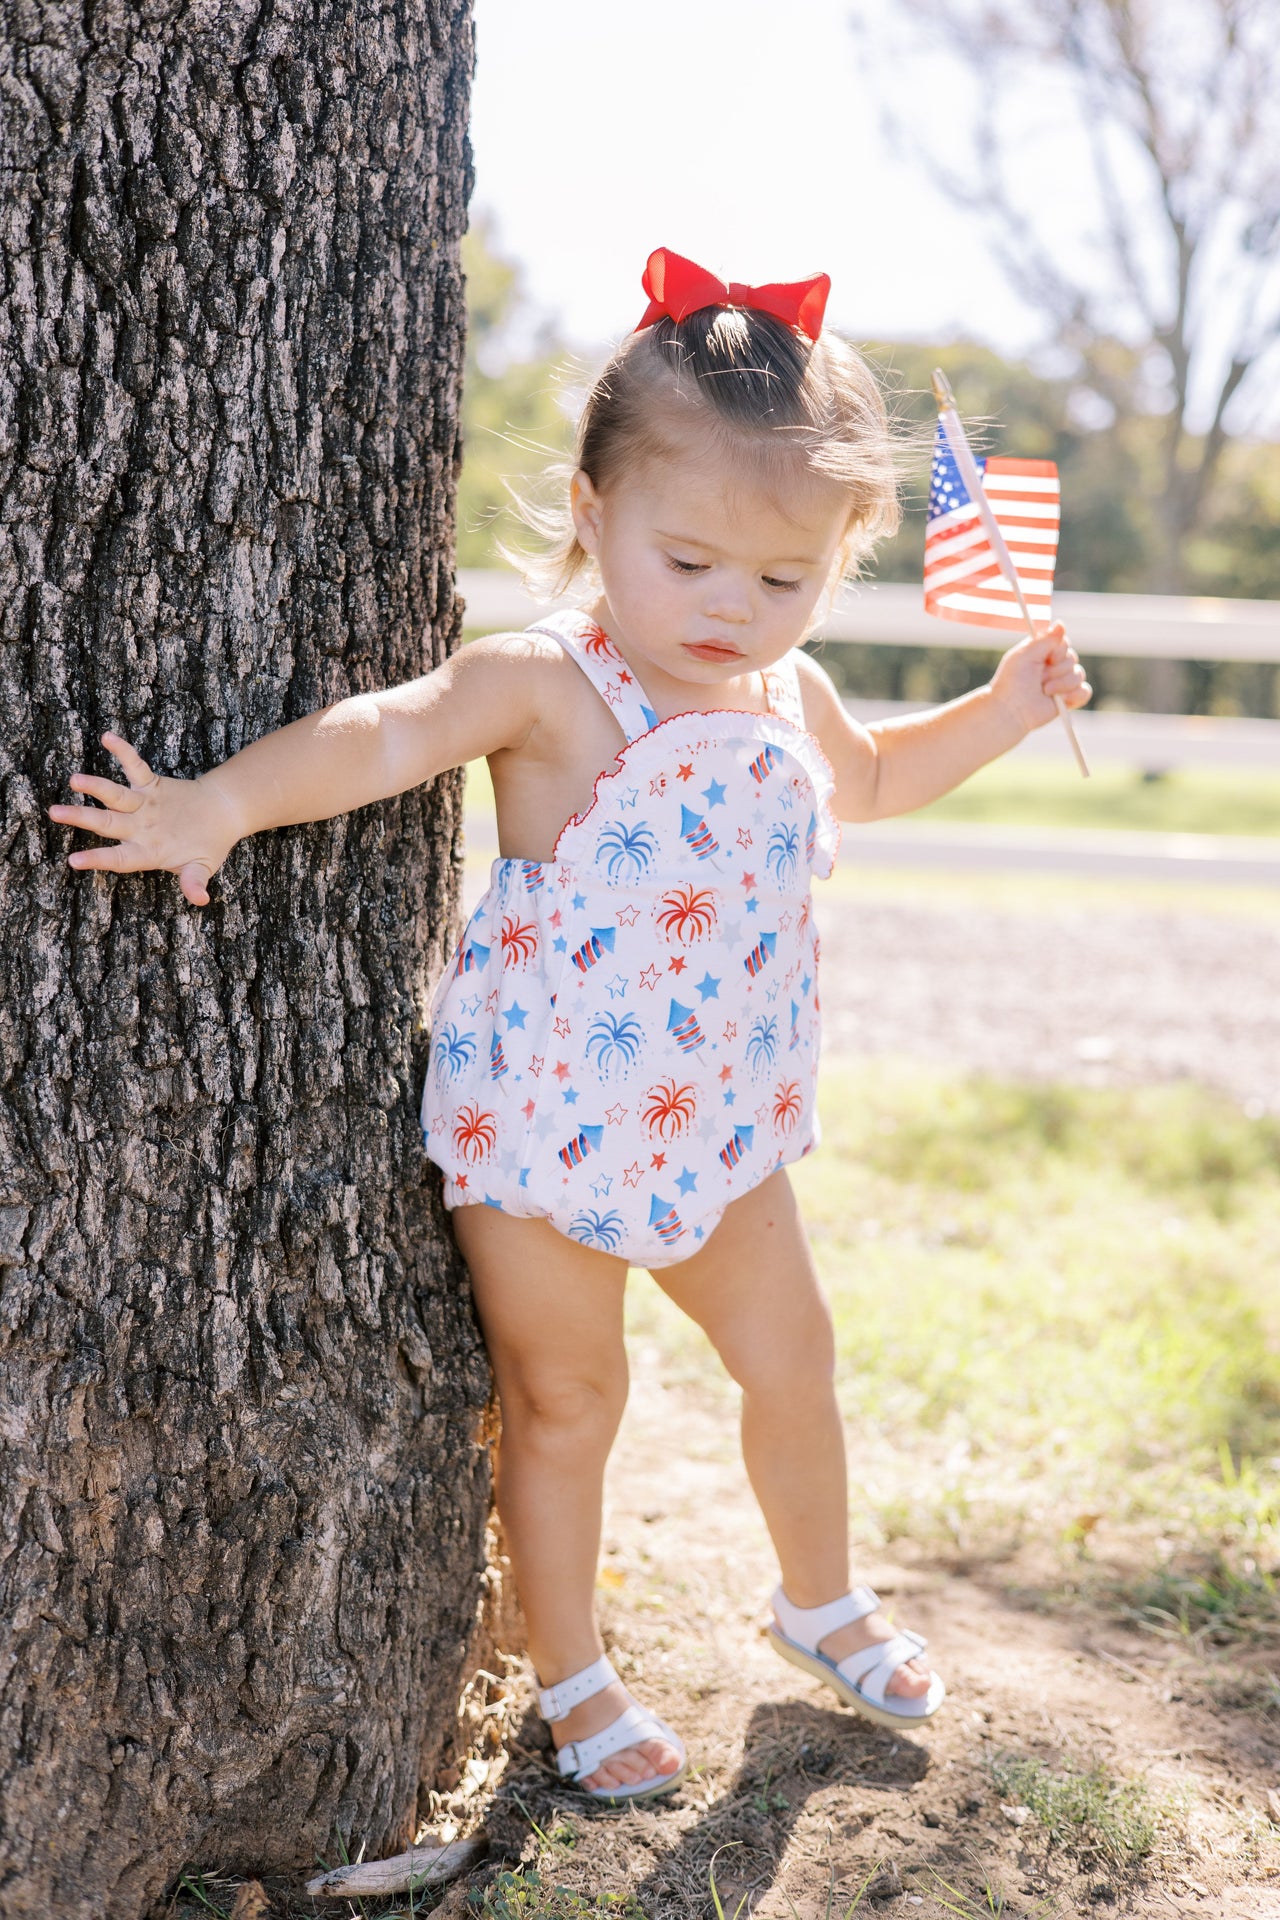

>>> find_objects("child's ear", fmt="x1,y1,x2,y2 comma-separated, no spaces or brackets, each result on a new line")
570,469,604,556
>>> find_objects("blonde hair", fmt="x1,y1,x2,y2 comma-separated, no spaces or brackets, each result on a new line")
508,306,903,601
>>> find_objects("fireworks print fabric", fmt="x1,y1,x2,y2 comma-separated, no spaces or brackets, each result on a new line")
421,609,841,1268
924,419,1060,632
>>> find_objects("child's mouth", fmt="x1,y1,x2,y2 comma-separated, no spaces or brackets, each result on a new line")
683,641,744,662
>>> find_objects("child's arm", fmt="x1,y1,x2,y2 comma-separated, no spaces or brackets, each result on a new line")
799,623,1090,822
47,635,544,907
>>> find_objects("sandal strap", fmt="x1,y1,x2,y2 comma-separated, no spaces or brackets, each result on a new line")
771,1583,880,1648
537,1654,618,1723
836,1631,927,1706
555,1702,673,1781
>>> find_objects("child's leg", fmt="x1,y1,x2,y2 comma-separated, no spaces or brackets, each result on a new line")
451,1205,683,1791
652,1169,930,1698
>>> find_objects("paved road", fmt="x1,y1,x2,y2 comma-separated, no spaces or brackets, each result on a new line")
848,699,1280,771
839,817,1280,884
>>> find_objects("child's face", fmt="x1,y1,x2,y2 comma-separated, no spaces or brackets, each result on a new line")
570,441,849,694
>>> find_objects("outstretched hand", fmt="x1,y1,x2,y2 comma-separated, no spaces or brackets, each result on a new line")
991,622,1091,734
48,732,244,908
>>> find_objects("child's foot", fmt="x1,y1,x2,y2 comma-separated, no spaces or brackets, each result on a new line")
813,1606,933,1698
768,1583,945,1727
547,1675,684,1794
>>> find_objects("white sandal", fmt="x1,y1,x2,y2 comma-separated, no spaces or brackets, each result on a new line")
768,1584,946,1729
536,1654,688,1805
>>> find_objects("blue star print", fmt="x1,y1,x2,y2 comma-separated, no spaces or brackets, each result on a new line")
695,973,721,1001
505,1002,529,1030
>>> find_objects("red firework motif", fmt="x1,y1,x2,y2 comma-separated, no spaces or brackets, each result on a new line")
656,884,718,943
641,1078,697,1141
582,621,616,658
501,916,538,969
772,1080,803,1134
452,1103,498,1163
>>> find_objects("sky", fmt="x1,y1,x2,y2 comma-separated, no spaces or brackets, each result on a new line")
468,0,1086,359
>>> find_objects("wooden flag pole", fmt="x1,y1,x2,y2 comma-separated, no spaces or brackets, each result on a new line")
931,369,1090,779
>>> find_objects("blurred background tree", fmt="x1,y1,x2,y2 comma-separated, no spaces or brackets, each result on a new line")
456,214,575,568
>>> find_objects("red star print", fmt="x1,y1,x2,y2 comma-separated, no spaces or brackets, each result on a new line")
553,1060,571,1083
723,1021,737,1041
639,964,660,990
737,828,754,849
616,904,641,927
651,1152,667,1170
550,908,563,929
650,776,666,796
606,1104,628,1125
455,1173,468,1190
719,1065,733,1083
741,872,756,888
622,1162,642,1188
522,1099,536,1121
485,991,500,1013
554,1016,571,1038
529,1055,544,1077
676,763,694,781
618,668,633,683
604,681,624,707
668,956,686,974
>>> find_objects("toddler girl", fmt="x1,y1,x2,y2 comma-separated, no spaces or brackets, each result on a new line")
50,247,1090,1806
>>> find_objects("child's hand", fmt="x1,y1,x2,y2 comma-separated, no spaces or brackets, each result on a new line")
990,622,1091,734
48,732,245,909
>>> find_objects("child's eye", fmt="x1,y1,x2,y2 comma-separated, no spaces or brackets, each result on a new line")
763,576,803,593
666,557,706,575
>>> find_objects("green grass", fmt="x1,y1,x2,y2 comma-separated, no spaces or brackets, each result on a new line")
626,1066,1280,1591
469,1871,644,1920
916,758,1280,838
987,1752,1172,1872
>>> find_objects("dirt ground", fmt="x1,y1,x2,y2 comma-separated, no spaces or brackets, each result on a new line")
456,882,1280,1920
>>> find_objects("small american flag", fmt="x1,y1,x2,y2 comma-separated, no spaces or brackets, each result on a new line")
924,420,1060,632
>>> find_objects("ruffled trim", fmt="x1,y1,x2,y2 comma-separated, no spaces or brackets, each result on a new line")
549,704,841,878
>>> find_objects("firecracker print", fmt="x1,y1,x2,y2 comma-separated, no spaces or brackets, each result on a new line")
421,609,841,1268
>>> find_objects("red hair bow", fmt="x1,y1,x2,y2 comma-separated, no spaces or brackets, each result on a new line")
636,246,830,342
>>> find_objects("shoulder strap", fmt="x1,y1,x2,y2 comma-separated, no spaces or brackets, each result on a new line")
525,609,658,744
761,651,806,730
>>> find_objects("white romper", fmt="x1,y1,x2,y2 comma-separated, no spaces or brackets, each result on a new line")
421,609,841,1268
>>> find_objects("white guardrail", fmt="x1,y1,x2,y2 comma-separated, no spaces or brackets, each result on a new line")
459,570,1280,664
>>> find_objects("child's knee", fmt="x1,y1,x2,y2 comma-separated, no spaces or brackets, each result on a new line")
725,1307,836,1401
500,1366,628,1444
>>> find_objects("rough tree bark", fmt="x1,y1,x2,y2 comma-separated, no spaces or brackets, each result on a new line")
0,3,491,1916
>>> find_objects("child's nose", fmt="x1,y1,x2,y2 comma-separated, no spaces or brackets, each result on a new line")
702,575,753,623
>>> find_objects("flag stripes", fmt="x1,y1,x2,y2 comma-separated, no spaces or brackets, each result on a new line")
924,425,1060,634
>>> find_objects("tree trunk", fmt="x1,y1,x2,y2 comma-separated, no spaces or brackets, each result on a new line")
0,4,490,1916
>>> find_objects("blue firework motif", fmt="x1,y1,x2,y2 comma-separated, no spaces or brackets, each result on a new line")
569,1208,626,1251
595,819,658,880
746,1014,778,1078
433,1022,477,1081
766,822,800,885
584,1009,645,1077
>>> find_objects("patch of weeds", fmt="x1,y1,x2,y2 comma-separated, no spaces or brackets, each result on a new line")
1117,1553,1279,1647
171,1871,234,1918
988,1751,1173,1872
469,1869,645,1920
925,1860,1032,1917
